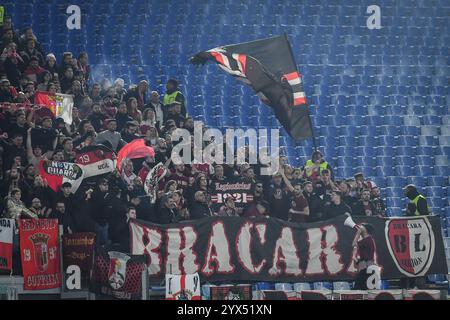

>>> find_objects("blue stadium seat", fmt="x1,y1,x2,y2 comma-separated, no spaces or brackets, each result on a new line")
415,165,434,177
8,0,449,225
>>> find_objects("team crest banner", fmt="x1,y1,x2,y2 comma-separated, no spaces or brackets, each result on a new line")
130,216,447,282
90,248,146,300
19,219,61,290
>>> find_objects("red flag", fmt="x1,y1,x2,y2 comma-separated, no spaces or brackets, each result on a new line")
19,219,61,290
39,159,84,193
117,139,155,171
34,91,74,124
35,91,57,114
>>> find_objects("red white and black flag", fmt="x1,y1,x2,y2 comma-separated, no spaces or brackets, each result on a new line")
190,34,313,141
75,144,117,179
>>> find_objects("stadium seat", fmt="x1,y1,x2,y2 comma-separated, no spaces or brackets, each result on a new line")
6,0,448,235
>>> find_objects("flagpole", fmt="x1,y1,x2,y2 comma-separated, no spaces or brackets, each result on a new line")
307,108,318,152
284,33,318,152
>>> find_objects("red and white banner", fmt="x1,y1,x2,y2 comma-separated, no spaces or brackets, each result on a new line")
19,219,61,290
165,273,201,300
75,145,116,179
0,218,14,271
35,91,74,124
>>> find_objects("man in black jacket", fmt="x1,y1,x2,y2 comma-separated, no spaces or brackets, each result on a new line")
158,194,180,224
50,201,75,234
308,181,331,222
352,189,377,217
115,101,134,132
404,184,430,216
1,133,28,171
110,206,136,252
189,191,213,220
339,181,357,208
120,121,140,143
89,179,113,246
0,78,15,103
325,190,352,220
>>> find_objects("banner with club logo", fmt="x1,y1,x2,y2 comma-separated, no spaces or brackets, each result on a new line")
130,215,447,282
19,219,61,290
90,248,146,300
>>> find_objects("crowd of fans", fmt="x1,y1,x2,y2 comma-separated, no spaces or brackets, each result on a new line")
0,18,387,270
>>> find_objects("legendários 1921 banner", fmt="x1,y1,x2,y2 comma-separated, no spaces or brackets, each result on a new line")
19,219,61,290
130,215,447,282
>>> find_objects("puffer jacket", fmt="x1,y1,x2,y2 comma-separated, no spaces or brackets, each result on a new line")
3,197,38,219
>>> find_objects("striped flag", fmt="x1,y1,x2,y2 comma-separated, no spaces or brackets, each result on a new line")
191,34,313,141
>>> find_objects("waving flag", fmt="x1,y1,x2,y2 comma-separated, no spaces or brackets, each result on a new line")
191,34,313,141
75,144,117,178
35,91,74,125
39,160,84,193
116,139,155,171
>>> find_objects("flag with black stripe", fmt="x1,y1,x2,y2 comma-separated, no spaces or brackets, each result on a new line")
190,34,313,141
